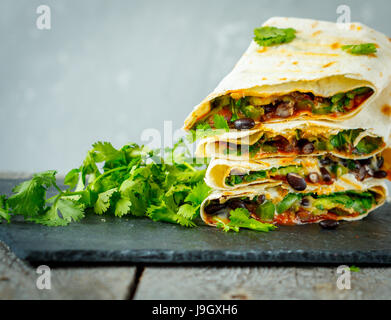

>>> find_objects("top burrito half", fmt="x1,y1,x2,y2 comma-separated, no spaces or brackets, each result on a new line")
183,17,391,130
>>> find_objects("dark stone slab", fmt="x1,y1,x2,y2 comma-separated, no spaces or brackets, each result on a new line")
0,179,391,264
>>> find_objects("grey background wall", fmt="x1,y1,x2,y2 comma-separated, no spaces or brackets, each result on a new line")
1,0,390,174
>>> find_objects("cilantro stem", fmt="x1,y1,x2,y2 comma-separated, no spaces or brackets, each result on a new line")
182,161,196,172
53,183,63,194
46,190,86,203
90,166,128,188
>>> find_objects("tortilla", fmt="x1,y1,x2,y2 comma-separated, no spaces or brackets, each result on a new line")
184,17,391,130
200,181,387,226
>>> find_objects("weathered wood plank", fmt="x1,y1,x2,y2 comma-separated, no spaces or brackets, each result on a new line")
135,266,391,300
0,242,137,299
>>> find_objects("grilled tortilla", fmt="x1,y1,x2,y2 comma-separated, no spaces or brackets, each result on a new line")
184,17,391,130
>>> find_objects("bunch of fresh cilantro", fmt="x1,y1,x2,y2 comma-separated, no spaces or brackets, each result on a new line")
0,140,211,227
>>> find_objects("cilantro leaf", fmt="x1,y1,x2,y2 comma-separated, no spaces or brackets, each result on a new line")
7,170,57,217
64,168,80,190
227,208,276,232
177,204,198,220
94,188,117,214
147,202,196,227
29,198,84,227
213,114,229,132
92,141,124,163
215,217,239,232
0,195,10,223
187,123,214,143
349,265,360,272
114,197,132,217
184,181,211,207
254,26,296,47
342,43,377,55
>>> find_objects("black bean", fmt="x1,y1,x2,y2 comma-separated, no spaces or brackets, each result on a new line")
340,158,349,167
286,173,307,191
320,167,332,183
354,161,362,169
358,158,371,165
301,142,315,154
308,172,320,183
245,203,257,212
319,220,339,230
319,156,332,166
297,139,315,154
357,166,367,181
376,156,384,170
373,170,387,178
204,203,226,215
233,118,255,130
228,199,247,210
263,105,275,113
297,139,309,148
301,198,310,207
364,165,374,177
255,195,266,204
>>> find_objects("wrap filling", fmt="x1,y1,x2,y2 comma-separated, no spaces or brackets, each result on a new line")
193,87,373,130
205,189,380,226
220,128,384,158
226,154,387,190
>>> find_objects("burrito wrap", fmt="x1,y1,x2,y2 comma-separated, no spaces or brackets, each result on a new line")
201,181,388,226
184,17,391,130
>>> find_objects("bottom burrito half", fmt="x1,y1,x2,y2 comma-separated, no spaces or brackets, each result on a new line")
200,181,387,228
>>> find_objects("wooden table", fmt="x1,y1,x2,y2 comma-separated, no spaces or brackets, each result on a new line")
1,241,391,300
1,173,391,300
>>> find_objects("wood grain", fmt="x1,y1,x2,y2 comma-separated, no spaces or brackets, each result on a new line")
135,266,391,300
0,241,137,299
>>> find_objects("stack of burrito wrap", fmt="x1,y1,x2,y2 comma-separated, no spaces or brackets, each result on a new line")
183,17,391,229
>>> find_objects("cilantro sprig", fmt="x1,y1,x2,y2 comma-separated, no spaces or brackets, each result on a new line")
341,43,377,55
253,26,296,47
0,140,211,227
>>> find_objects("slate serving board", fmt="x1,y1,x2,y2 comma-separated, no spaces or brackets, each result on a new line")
0,179,391,264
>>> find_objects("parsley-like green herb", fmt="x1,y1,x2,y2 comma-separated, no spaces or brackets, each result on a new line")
253,26,296,47
0,141,211,227
341,43,377,55
216,208,276,232
349,265,361,272
187,122,224,143
213,114,229,131
0,195,11,223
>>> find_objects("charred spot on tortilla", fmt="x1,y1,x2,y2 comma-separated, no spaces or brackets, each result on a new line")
381,104,391,117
